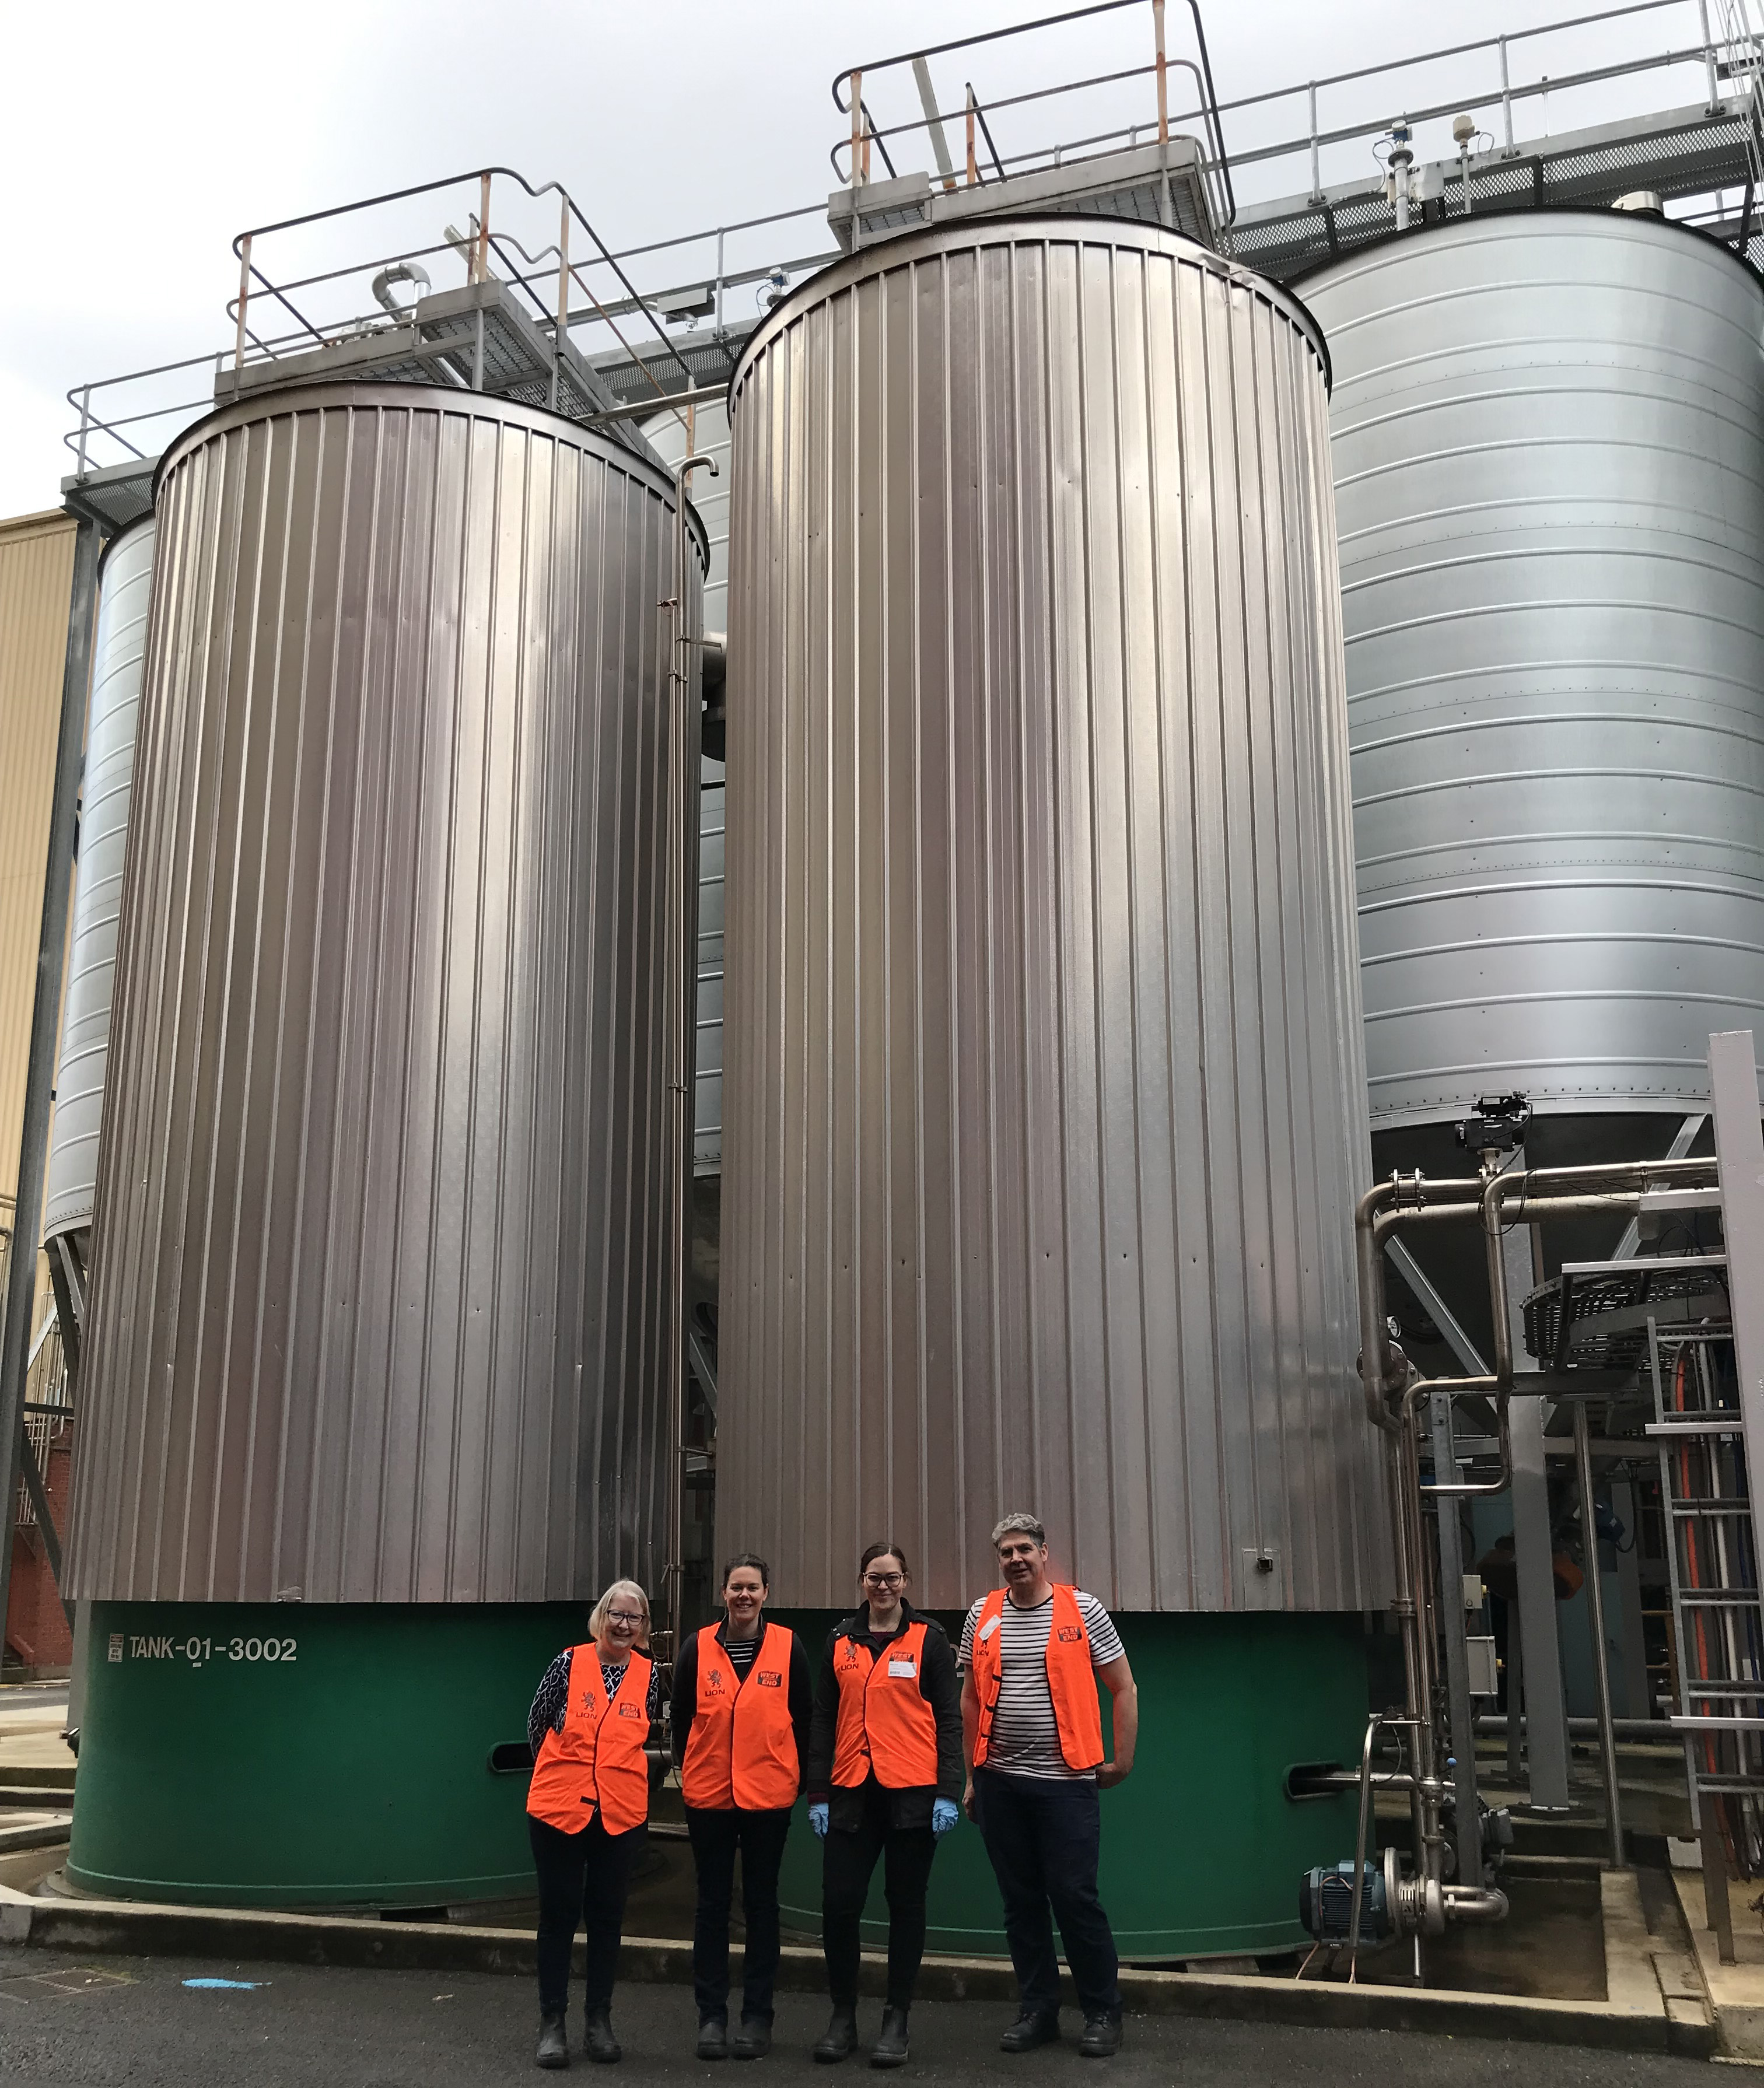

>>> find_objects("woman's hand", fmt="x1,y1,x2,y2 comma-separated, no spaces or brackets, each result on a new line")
808,1802,830,1839
931,1798,958,1836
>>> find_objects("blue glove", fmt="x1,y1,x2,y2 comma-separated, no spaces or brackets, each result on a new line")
932,1798,959,1837
808,1802,830,1839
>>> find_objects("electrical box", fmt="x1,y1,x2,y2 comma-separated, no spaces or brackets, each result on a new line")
1466,1635,1500,1697
1462,1572,1485,1613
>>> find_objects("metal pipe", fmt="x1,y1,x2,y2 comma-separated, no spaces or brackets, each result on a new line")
1478,1714,1681,1741
1575,1399,1628,1869
1154,0,1170,143
965,89,979,185
1499,33,1515,154
550,203,569,413
850,71,864,183
1345,1712,1384,1971
1442,1884,1509,1921
475,172,492,284
235,234,252,372
1307,82,1321,199
1700,0,1721,110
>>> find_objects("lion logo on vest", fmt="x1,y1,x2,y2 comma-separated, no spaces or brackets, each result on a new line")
705,1668,726,1694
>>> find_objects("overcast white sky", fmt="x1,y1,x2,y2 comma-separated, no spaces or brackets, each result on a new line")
1,0,1726,517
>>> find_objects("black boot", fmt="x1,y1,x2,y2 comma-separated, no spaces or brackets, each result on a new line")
813,2006,859,2062
730,2018,772,2060
999,2010,1061,2053
583,2009,622,2064
698,2016,729,2060
537,2013,570,2069
869,2008,910,2068
1079,2011,1123,2058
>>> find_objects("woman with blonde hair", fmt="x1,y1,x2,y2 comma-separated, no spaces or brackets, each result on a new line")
526,1578,663,2068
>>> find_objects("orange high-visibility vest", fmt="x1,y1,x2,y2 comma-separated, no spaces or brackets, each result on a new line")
831,1618,939,1789
527,1645,653,1834
969,1585,1105,1773
681,1621,800,1811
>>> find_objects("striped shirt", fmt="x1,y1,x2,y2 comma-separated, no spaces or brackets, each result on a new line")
957,1589,1125,1781
527,1651,665,1756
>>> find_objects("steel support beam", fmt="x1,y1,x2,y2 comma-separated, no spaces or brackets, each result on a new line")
1503,1185,1573,1809
0,519,99,1662
1430,1390,1483,1885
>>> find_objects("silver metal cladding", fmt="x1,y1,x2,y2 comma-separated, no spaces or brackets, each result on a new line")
69,382,704,1604
43,516,155,1244
719,218,1390,1612
1305,212,1764,1126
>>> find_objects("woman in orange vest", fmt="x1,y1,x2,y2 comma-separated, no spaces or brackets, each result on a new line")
671,1553,813,2060
804,1543,963,2069
526,1578,663,2068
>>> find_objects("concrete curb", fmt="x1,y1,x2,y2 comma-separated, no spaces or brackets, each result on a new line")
0,1886,1705,2054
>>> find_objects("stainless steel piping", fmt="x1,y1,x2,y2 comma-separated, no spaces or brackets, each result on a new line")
1574,1397,1628,1869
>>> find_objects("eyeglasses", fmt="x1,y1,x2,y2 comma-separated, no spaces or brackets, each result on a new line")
863,1572,904,1589
607,1610,645,1628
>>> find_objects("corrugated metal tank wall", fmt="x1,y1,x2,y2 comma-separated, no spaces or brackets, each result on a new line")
645,401,730,1175
43,516,155,1243
70,383,702,1607
1303,212,1764,1127
719,219,1390,1614
0,510,78,1203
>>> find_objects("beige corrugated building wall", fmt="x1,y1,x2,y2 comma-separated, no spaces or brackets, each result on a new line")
0,511,77,1206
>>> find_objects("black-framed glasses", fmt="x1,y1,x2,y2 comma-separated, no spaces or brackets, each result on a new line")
607,1610,645,1627
863,1572,904,1588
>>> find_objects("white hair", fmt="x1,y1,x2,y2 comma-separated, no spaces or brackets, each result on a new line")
588,1578,651,1648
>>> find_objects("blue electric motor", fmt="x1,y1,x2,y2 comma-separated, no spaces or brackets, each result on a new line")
1298,1858,1393,1944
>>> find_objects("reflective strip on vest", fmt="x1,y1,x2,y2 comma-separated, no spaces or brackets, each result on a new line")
680,1620,800,1811
527,1645,653,1833
831,1618,939,1789
970,1585,1105,1773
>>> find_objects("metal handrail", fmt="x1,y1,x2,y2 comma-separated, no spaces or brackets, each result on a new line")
831,0,1237,234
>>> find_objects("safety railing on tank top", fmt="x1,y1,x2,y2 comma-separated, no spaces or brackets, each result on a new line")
830,0,1237,243
1208,0,1756,229
63,176,841,484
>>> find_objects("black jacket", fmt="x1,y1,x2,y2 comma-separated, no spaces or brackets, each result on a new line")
806,1602,964,1831
670,1620,814,1794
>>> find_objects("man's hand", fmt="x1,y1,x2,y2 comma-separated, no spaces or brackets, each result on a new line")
962,1778,978,1822
1096,1759,1132,1790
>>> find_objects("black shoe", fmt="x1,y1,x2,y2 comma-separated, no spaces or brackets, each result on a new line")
730,2019,772,2061
537,2013,570,2069
999,2010,1061,2054
813,2006,859,2063
698,2017,729,2061
1079,2012,1123,2059
583,2009,622,2064
869,2008,909,2068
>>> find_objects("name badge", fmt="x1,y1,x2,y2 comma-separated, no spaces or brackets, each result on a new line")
888,1659,918,1677
979,1614,1002,1642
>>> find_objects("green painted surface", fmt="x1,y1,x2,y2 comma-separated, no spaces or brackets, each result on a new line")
71,1602,583,1907
773,1609,1367,1963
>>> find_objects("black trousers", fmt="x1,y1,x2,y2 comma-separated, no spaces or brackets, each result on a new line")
529,1813,646,2018
685,1804,794,2024
972,1767,1119,2017
821,1779,938,2011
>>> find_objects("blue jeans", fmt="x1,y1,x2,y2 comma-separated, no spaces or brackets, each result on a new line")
972,1768,1120,2017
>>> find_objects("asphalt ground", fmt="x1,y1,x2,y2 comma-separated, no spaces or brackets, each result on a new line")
0,1945,1722,2087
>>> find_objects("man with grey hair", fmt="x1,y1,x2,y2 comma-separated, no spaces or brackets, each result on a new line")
959,1515,1137,2058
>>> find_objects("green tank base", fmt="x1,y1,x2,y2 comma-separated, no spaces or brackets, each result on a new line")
70,1602,583,1908
772,1607,1368,1963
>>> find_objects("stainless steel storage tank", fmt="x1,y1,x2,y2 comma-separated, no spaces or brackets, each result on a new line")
42,516,154,1245
720,218,1390,1957
1304,212,1764,1130
67,381,703,1907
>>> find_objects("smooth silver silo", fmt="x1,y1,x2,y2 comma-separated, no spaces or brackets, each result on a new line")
43,516,154,1245
719,218,1390,1612
70,382,704,1604
1304,212,1764,1126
